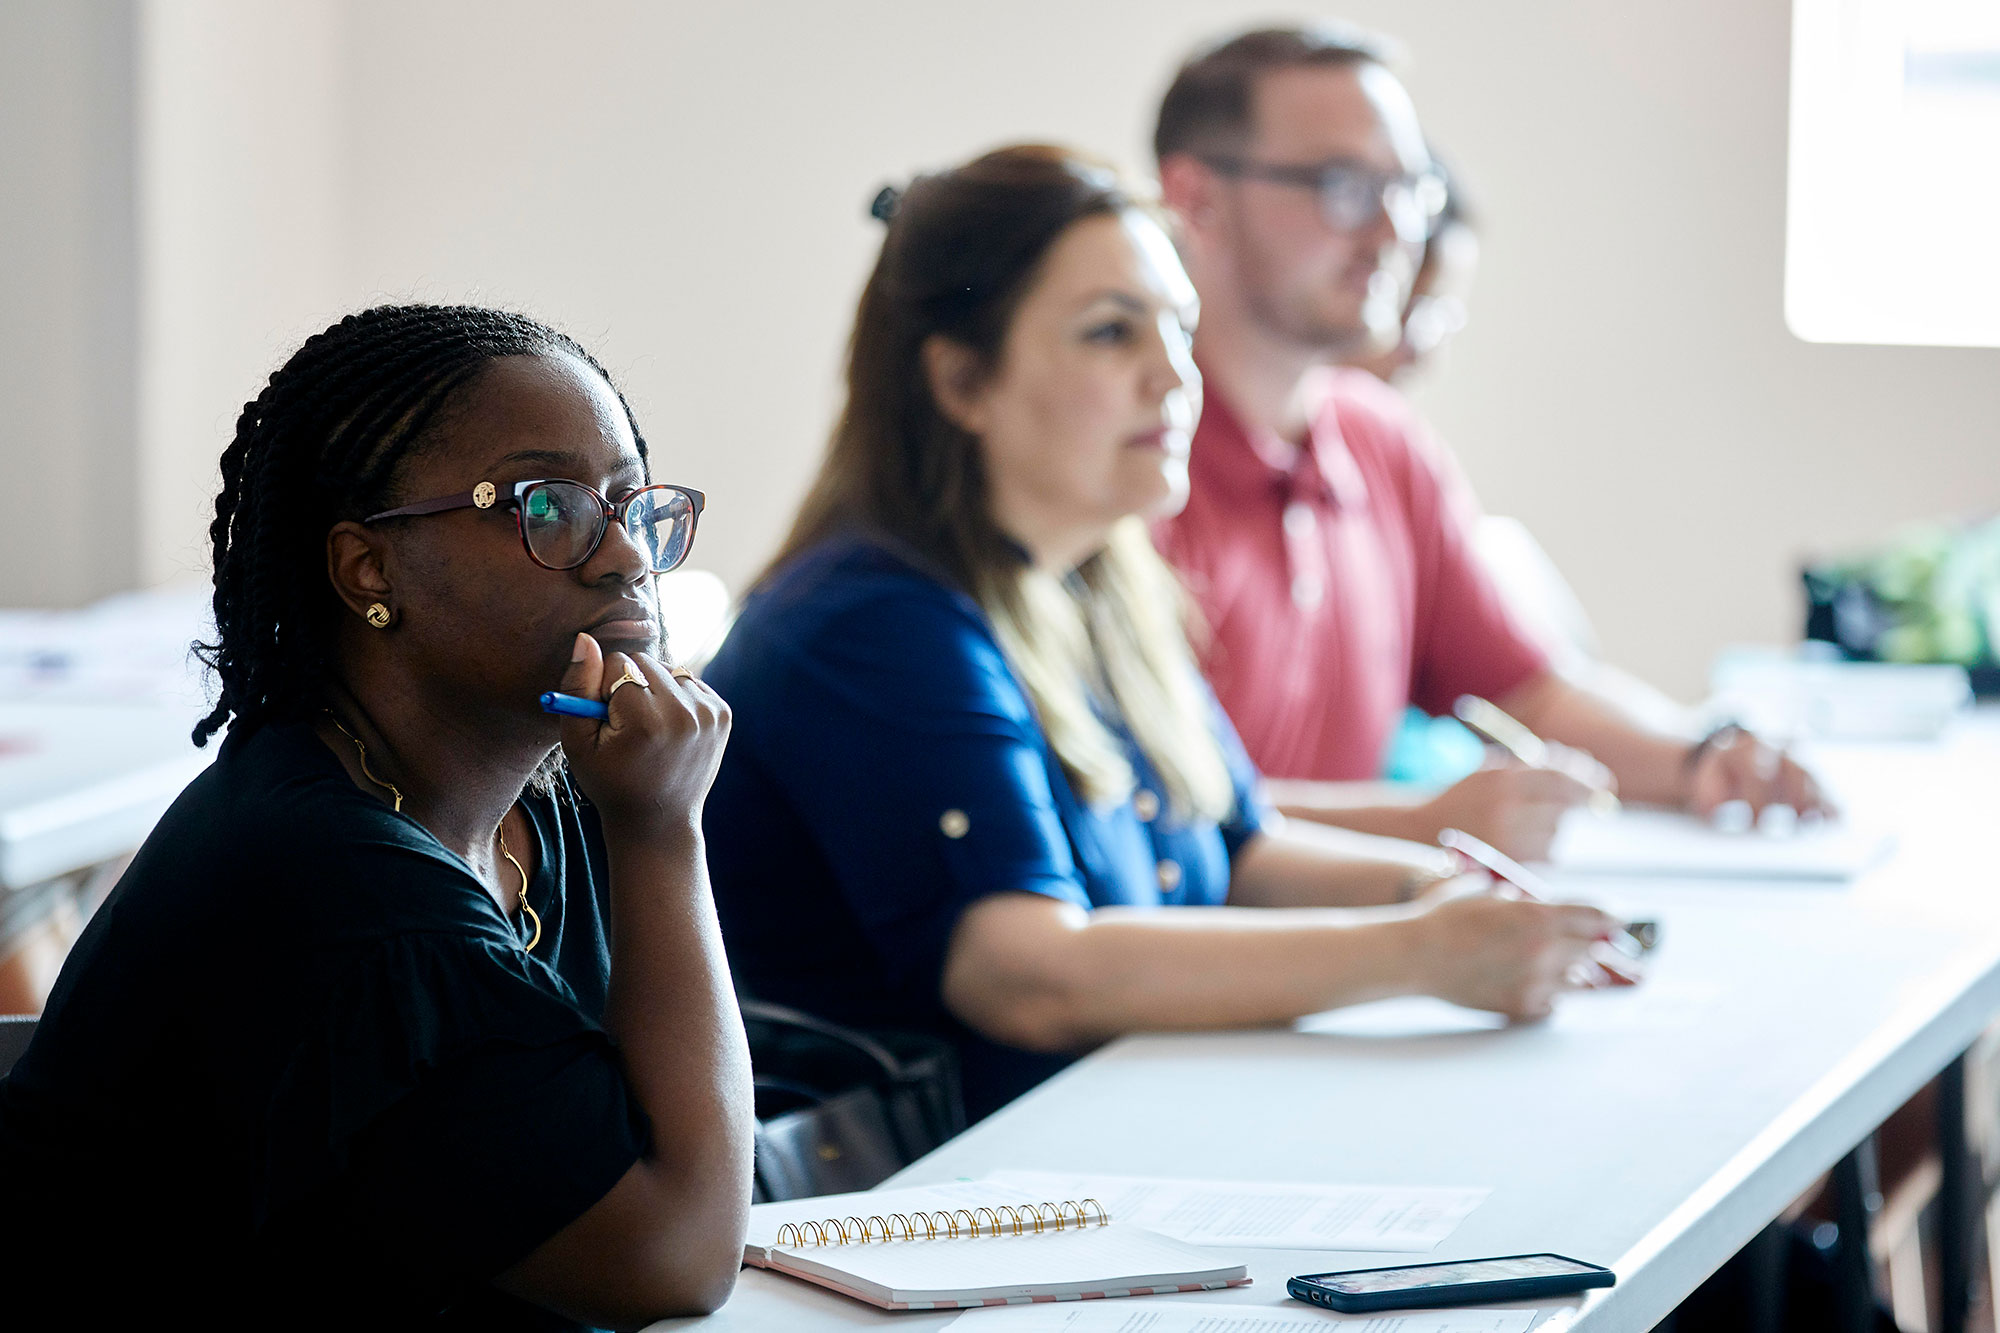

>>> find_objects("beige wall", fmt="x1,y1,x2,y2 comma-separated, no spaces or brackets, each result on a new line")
136,0,349,587
8,1,1998,697
0,0,138,607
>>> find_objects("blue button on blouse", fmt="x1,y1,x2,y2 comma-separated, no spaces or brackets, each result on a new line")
701,535,1268,1120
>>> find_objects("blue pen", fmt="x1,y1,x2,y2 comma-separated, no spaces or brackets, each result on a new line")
540,691,609,721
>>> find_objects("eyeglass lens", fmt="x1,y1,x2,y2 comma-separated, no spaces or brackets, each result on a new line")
521,482,696,573
521,482,604,569
1320,168,1448,242
625,486,696,573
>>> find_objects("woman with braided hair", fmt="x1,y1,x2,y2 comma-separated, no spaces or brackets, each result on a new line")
0,305,750,1328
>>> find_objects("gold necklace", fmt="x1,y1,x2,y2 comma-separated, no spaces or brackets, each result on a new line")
497,822,541,953
325,712,403,812
324,712,541,952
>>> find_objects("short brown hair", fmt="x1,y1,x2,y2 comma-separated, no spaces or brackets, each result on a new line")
1153,23,1398,163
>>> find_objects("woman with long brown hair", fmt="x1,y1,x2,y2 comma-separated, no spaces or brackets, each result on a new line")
701,146,1624,1121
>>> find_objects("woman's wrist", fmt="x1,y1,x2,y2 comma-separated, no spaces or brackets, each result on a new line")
1379,797,1447,847
602,815,705,863
1325,913,1433,1008
1394,910,1443,999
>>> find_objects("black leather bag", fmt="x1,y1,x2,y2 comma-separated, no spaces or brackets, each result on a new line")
742,1000,965,1202
0,1015,35,1078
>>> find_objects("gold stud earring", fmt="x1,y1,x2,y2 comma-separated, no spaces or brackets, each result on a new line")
364,602,393,629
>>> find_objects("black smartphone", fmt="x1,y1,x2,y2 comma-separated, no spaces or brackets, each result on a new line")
1288,1252,1614,1312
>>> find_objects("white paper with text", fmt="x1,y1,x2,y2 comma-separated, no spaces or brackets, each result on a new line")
983,1171,1489,1252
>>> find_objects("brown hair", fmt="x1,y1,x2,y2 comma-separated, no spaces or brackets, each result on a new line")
1153,23,1397,164
767,144,1233,819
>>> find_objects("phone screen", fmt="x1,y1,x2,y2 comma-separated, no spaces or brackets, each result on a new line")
1320,1254,1598,1294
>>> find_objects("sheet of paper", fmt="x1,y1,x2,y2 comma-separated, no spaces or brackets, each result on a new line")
1547,979,1726,1033
947,1298,1542,1332
1546,808,1892,881
1297,981,1726,1040
983,1170,1488,1253
1296,997,1507,1039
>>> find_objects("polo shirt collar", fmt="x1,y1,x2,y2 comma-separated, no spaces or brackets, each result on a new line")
1198,368,1369,512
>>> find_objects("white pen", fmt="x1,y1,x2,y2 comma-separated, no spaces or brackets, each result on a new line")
1453,694,1621,815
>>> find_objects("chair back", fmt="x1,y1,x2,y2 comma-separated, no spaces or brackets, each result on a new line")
742,1000,965,1200
0,1015,37,1078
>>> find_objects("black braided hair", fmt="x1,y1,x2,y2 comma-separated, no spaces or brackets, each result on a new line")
192,304,648,746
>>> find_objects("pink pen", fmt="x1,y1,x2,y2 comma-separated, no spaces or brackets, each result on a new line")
1437,827,1656,962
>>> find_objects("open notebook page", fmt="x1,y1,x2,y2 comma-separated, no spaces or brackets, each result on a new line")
770,1224,1246,1307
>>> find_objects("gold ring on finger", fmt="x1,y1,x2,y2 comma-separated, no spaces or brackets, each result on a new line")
668,666,696,683
606,668,649,702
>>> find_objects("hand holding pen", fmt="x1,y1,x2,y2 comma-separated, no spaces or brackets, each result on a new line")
1454,695,1620,815
543,634,729,838
1420,766,1597,865
1439,826,1653,987
543,669,701,721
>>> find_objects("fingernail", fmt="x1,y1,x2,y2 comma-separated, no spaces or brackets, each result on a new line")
572,633,590,662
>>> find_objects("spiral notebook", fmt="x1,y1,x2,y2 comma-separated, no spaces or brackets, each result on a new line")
744,1184,1252,1311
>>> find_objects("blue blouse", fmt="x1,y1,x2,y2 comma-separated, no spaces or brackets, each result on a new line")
702,535,1267,1119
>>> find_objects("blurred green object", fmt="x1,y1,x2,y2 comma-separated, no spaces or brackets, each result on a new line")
1804,517,2000,692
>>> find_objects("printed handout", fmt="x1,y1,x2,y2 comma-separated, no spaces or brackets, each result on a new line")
982,1171,1489,1253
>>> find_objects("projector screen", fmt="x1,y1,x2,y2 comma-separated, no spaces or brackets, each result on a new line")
1787,0,2000,347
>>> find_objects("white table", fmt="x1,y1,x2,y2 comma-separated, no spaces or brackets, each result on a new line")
662,712,2000,1331
0,702,213,893
0,568,730,900
0,584,216,898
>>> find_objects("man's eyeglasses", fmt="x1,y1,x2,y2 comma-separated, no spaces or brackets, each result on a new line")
1403,294,1468,357
365,478,706,574
1200,155,1449,241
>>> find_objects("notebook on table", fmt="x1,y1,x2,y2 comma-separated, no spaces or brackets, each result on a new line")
744,1184,1252,1311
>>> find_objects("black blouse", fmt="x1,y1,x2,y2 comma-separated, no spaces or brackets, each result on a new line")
0,721,648,1329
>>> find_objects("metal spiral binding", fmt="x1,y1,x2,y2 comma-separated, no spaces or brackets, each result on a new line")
773,1198,1109,1248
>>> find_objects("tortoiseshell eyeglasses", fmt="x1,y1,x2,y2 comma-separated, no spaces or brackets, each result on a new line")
365,478,705,573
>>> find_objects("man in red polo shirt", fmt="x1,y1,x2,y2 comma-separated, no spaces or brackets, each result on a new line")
1152,24,1825,860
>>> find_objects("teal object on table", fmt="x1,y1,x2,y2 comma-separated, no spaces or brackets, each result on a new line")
1382,706,1486,784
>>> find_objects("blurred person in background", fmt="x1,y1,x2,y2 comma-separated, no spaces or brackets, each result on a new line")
1346,161,1699,785
699,145,1634,1123
1151,24,1827,863
1347,157,1475,386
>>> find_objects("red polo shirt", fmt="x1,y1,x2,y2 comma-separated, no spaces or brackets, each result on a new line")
1156,367,1549,781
